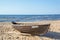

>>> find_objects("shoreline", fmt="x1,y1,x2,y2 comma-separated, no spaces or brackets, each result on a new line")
0,20,60,22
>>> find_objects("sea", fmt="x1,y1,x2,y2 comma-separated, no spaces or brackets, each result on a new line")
0,14,60,22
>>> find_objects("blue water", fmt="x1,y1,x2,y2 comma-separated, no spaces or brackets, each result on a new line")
0,15,60,22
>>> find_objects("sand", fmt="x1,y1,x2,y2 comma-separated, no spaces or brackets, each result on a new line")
0,20,60,40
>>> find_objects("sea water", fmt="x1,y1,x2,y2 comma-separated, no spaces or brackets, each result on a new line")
0,15,60,22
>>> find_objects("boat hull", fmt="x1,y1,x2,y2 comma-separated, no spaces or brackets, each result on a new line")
12,23,50,35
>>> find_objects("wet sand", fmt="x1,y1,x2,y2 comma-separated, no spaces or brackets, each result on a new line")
0,20,60,40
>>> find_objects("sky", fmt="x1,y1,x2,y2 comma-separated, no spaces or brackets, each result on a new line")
0,0,60,15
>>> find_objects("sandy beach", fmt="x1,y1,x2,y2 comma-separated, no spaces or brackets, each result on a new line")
0,20,60,40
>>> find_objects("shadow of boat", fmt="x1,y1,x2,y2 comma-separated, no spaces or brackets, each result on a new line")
40,31,60,39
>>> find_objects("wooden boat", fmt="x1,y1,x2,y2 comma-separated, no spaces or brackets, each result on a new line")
12,22,50,35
